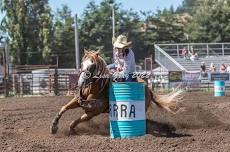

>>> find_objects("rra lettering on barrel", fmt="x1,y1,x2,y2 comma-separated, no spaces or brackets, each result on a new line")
109,101,145,121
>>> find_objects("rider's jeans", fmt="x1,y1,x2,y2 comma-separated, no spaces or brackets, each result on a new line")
107,63,116,70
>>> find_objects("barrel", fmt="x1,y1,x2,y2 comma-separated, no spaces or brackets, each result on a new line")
214,81,225,97
109,82,146,138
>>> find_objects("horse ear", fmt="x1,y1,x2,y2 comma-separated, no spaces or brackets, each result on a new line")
84,48,89,54
112,36,116,44
95,50,101,56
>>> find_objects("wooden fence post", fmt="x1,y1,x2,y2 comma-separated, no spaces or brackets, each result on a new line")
19,74,23,95
48,74,52,93
4,77,8,97
53,68,58,95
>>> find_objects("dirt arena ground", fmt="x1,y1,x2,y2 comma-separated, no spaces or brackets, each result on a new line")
1,91,230,152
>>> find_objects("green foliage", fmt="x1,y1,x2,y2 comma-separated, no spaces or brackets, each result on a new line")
100,53,110,64
138,9,189,60
2,0,230,67
78,0,147,63
79,0,114,60
186,0,230,42
154,10,187,43
52,5,75,68
1,0,53,65
176,0,198,13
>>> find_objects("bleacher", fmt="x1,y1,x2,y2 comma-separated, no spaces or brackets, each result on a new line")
155,43,230,73
174,56,230,72
154,43,230,89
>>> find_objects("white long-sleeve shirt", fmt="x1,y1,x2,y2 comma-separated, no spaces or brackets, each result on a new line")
114,49,124,69
114,48,136,75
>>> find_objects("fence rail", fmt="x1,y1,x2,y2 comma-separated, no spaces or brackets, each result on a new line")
152,71,230,91
0,71,230,97
0,72,79,97
154,44,186,71
157,43,230,57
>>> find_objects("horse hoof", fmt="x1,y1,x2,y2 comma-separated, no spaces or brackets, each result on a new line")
69,128,77,135
50,124,58,134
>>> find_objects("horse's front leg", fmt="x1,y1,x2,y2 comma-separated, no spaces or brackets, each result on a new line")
69,112,95,134
50,96,80,134
69,97,108,134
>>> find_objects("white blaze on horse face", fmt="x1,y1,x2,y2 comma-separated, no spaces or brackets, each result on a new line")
82,59,93,70
78,73,84,87
78,59,93,87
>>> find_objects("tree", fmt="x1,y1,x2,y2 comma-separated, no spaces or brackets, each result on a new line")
186,0,230,42
52,5,75,68
0,0,53,65
79,0,114,62
79,0,144,63
176,0,198,13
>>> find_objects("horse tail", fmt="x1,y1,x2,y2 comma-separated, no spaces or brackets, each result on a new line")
149,88,184,114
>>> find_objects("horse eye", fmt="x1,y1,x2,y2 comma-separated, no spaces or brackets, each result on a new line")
88,63,96,71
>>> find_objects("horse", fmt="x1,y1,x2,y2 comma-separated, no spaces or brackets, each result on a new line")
50,49,183,134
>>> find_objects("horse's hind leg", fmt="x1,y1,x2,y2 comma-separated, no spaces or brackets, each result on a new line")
50,97,80,134
69,112,95,134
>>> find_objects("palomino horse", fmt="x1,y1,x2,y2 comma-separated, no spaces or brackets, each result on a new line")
50,49,183,134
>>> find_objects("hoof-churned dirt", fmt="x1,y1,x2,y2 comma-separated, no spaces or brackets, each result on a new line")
1,92,230,152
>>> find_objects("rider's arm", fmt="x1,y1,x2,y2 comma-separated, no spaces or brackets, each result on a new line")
120,49,136,75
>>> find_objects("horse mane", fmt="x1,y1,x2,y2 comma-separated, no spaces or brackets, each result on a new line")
95,55,110,76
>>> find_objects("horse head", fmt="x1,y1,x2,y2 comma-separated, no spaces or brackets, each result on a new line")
78,48,109,87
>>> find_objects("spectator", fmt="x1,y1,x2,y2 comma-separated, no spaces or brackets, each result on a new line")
219,63,227,73
200,62,206,72
181,47,189,60
227,64,230,73
209,62,216,73
189,47,198,61
200,61,208,78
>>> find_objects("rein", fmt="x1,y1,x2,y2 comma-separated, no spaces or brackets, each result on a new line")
79,77,110,109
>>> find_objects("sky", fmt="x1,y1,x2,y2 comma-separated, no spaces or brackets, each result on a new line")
0,0,183,22
49,0,184,17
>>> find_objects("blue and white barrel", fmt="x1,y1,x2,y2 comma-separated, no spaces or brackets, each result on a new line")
214,81,225,97
109,82,146,138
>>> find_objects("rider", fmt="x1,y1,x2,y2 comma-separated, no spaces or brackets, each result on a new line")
108,34,136,82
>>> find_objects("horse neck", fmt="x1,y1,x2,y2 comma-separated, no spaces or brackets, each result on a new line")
97,68,109,77
95,57,110,77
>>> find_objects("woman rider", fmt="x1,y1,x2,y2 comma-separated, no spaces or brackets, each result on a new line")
108,34,136,82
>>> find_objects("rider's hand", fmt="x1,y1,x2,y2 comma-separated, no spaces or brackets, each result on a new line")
117,67,123,72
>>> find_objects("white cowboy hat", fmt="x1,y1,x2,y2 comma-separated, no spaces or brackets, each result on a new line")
113,35,132,49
